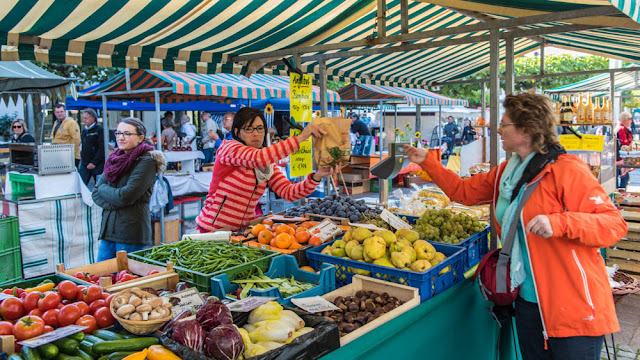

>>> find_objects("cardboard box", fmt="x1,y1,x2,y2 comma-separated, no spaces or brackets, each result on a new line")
342,173,363,182
154,219,181,245
339,179,370,195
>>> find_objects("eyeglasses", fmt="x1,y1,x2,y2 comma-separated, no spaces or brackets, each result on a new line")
241,126,265,133
12,125,22,129
498,122,515,128
114,131,141,138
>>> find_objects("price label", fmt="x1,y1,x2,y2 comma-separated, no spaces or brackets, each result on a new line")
19,325,87,347
0,293,16,301
348,222,387,231
289,129,312,178
290,73,313,124
559,134,604,152
380,209,412,230
291,296,339,313
227,297,277,312
163,288,205,316
308,219,342,242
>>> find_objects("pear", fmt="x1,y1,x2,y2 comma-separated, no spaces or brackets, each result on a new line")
414,240,436,260
350,244,364,260
321,246,332,256
389,241,406,253
397,229,419,243
345,240,359,258
343,228,353,242
391,251,411,268
410,260,432,272
363,250,373,263
331,240,347,258
379,230,397,247
373,257,395,268
349,267,372,276
353,228,373,242
430,252,446,265
364,239,386,260
401,247,417,263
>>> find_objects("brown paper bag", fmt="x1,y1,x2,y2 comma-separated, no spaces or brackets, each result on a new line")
311,117,351,167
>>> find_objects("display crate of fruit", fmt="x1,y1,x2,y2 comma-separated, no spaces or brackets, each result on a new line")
321,275,420,346
282,195,383,224
306,239,465,302
243,240,312,266
0,274,88,289
128,240,280,293
56,251,178,293
210,254,336,306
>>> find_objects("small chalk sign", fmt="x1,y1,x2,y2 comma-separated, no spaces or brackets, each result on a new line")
380,209,412,230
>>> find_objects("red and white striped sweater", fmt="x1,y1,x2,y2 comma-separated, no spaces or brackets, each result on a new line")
196,137,319,232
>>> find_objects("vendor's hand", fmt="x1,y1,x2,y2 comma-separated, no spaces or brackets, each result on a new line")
525,215,553,238
404,144,428,164
297,124,327,143
87,163,96,170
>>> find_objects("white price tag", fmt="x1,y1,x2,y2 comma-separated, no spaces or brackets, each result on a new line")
0,293,16,301
227,297,277,312
348,222,387,231
19,325,87,347
291,296,339,313
308,219,342,242
164,288,205,316
380,209,412,230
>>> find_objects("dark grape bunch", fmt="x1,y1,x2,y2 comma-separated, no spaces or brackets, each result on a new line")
284,195,382,222
415,209,485,244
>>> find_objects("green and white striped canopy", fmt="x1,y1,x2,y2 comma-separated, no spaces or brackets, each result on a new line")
545,64,640,99
0,0,639,87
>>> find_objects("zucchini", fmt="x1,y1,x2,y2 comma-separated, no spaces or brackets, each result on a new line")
54,354,82,360
79,340,97,358
92,338,159,355
96,356,109,360
52,339,79,355
8,354,24,360
37,343,59,359
107,352,136,360
82,335,104,345
22,346,42,360
91,330,124,341
116,330,137,339
67,332,85,343
76,350,93,360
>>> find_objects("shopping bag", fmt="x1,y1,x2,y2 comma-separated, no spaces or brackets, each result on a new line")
149,177,169,213
311,117,351,167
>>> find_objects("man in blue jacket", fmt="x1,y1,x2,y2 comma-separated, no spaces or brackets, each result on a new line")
79,108,104,186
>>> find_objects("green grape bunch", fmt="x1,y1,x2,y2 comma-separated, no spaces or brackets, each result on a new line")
415,209,484,244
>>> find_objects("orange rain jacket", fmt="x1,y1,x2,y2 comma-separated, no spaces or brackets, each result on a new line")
421,152,626,339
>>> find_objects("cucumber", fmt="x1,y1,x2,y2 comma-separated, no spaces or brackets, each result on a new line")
107,352,136,360
67,332,85,343
91,330,124,341
37,343,59,359
8,354,24,360
52,339,79,355
96,356,109,360
82,335,104,345
54,354,82,360
92,338,159,355
76,349,93,360
116,330,137,339
22,346,42,360
79,340,97,358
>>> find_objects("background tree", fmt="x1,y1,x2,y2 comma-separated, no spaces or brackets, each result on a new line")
33,61,122,86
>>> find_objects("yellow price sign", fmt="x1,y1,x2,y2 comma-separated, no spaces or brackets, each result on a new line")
290,73,313,123
559,134,604,152
289,129,312,177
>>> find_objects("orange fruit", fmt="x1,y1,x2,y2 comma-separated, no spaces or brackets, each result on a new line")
295,231,310,244
270,238,277,248
257,230,273,245
309,236,322,247
299,266,317,273
263,218,274,226
287,223,298,231
251,224,266,237
275,233,293,249
289,242,303,250
299,222,314,229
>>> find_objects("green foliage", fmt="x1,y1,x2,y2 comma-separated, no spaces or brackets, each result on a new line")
0,112,18,141
327,80,349,92
33,61,122,85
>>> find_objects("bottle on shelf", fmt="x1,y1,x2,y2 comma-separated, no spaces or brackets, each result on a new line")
576,93,586,124
603,98,612,124
163,138,168,151
151,132,157,146
584,93,594,124
594,97,603,125
185,137,191,151
560,96,574,125
554,102,561,125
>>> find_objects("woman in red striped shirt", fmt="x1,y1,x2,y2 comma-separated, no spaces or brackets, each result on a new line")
196,107,335,232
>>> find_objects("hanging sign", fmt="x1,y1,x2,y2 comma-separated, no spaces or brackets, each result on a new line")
289,128,312,177
559,134,604,152
290,73,313,123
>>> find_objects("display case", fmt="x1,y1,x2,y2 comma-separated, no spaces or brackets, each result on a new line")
561,135,616,195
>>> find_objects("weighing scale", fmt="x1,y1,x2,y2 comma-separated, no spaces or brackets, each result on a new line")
370,142,409,205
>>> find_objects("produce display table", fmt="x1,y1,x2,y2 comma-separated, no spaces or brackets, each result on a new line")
4,171,92,205
163,150,205,162
0,194,100,279
165,171,212,196
320,279,517,360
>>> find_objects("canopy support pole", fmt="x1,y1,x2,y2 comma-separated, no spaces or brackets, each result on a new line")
125,69,131,92
379,100,383,160
489,28,500,250
394,105,398,134
505,36,515,161
377,0,387,39
331,101,334,116
379,99,388,207
102,95,109,162
438,105,442,143
415,104,421,143
400,0,409,35
154,90,165,245
319,59,328,117
539,38,546,80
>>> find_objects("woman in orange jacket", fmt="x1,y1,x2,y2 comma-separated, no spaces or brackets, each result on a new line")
405,92,626,360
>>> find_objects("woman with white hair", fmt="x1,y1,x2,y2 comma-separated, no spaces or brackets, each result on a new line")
616,112,634,190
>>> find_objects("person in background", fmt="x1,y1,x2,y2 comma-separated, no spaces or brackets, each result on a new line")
442,116,458,157
616,112,634,190
10,119,35,143
79,108,105,186
405,92,625,360
161,118,177,151
164,111,174,122
180,114,197,149
51,103,81,167
214,111,235,149
196,107,337,232
201,111,222,163
92,118,165,261
349,113,371,138
461,119,476,145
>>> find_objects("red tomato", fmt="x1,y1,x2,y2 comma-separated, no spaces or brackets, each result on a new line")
0,297,24,320
22,292,41,312
93,307,115,328
13,315,44,341
43,325,54,333
105,294,115,307
28,308,43,317
0,320,13,335
41,309,60,327
37,292,60,312
75,286,87,302
56,303,64,310
115,270,129,282
56,280,78,301
146,270,159,276
57,304,81,327
118,273,136,283
88,300,106,315
74,271,90,282
1,289,14,295
101,293,109,300
75,302,90,317
83,286,103,304
75,315,97,334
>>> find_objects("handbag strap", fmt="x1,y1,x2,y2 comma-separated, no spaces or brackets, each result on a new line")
495,175,543,294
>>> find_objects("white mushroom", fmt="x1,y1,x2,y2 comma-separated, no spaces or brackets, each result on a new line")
148,309,164,320
116,304,136,318
130,288,147,299
113,295,128,309
136,304,152,313
128,295,142,307
141,312,150,321
129,313,143,321
149,298,162,309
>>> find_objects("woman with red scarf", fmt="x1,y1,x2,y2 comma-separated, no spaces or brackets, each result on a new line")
92,118,166,261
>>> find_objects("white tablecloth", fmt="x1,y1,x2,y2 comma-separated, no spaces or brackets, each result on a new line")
165,171,212,196
5,171,93,206
164,151,205,162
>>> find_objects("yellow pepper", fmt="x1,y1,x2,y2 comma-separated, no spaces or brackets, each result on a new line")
25,282,55,293
147,345,181,360
122,348,148,360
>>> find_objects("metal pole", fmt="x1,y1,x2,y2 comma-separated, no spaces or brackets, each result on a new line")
489,28,500,250
438,105,442,142
394,104,398,134
505,36,514,161
331,102,334,117
154,91,165,244
102,95,109,161
319,60,328,117
539,39,545,79
248,99,251,107
610,71,616,120
379,100,383,160
125,68,131,92
415,104,421,144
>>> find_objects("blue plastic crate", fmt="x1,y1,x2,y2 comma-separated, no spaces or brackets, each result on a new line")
306,240,465,302
210,255,336,306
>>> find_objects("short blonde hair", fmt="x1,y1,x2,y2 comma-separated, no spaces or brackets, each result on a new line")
11,119,28,133
620,112,632,121
502,92,560,154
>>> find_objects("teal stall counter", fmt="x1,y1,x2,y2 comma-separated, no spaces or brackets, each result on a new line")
320,279,518,360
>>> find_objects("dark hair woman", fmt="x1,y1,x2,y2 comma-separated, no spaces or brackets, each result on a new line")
196,107,336,232
92,117,165,261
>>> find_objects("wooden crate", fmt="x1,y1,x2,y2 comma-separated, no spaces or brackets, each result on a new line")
154,219,181,245
56,251,179,293
322,275,420,346
608,211,640,279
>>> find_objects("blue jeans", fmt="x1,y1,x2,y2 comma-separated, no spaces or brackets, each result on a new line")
97,240,150,262
202,147,215,164
618,169,630,190
515,296,604,360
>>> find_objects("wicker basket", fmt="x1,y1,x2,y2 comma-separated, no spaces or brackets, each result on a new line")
110,290,173,335
612,271,640,303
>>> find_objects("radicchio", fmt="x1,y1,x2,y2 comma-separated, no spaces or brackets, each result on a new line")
204,324,244,360
196,300,233,332
172,319,206,353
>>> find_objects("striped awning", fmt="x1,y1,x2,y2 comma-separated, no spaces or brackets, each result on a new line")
545,64,640,99
247,74,340,102
338,83,468,106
